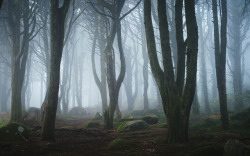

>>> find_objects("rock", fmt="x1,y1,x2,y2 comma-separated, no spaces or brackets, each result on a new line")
93,112,103,121
120,114,135,122
224,139,250,156
106,138,136,151
0,122,29,142
142,114,158,124
22,107,41,121
84,121,101,128
68,107,87,116
117,120,149,132
131,109,160,116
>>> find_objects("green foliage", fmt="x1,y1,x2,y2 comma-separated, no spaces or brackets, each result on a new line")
190,142,224,156
84,121,101,128
0,122,29,142
106,138,136,151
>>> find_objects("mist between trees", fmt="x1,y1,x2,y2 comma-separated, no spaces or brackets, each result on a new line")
0,0,250,142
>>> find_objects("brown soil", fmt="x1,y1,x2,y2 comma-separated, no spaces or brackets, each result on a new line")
1,117,250,156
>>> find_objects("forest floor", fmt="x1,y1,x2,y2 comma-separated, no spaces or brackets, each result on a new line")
1,114,250,156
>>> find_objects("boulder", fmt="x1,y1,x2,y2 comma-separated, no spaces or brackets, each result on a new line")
224,139,250,156
142,114,158,124
84,121,101,128
0,122,29,142
120,114,135,122
22,107,41,121
68,107,87,116
117,120,149,132
106,138,136,151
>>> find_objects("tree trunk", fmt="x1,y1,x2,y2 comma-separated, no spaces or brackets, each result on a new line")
212,0,229,129
41,0,70,141
144,0,198,143
9,0,30,122
197,4,211,113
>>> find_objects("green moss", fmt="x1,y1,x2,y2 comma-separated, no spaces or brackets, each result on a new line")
117,121,129,132
0,122,29,142
141,114,158,124
190,142,224,156
117,120,149,132
0,120,8,128
106,138,136,151
113,121,123,128
158,122,167,128
59,126,74,130
84,121,101,128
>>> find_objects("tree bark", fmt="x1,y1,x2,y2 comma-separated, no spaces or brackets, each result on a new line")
212,0,229,129
144,0,198,143
41,0,70,141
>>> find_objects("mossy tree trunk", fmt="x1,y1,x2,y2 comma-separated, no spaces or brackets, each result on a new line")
41,0,70,141
144,0,198,143
212,0,229,129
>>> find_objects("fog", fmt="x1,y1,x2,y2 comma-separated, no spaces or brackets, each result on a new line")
0,0,250,116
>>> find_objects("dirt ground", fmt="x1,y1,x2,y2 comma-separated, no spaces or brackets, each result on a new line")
1,116,250,156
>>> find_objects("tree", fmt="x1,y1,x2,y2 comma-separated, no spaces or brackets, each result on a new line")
5,0,37,121
144,0,198,142
228,0,250,111
90,0,141,129
212,0,229,129
197,3,211,113
90,12,108,114
41,0,70,141
0,0,3,9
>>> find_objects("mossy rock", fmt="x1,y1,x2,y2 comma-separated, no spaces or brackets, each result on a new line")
68,107,87,116
106,138,136,151
120,114,135,122
131,109,160,116
84,121,101,128
0,122,29,142
59,126,74,130
141,114,158,124
190,142,224,156
117,120,149,132
93,112,103,121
